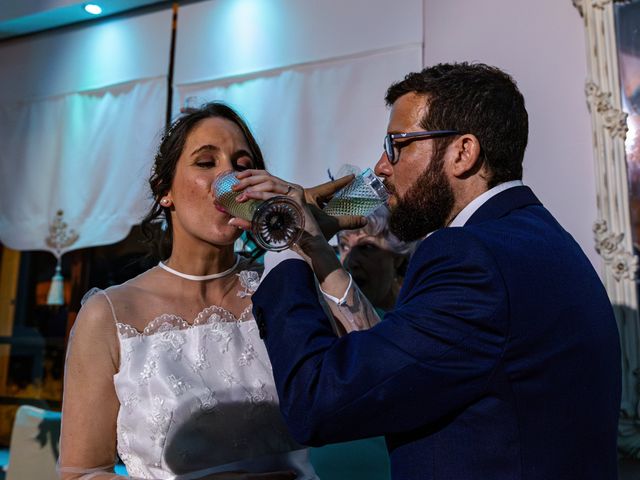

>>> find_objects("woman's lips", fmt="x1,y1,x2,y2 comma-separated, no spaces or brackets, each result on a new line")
214,203,229,214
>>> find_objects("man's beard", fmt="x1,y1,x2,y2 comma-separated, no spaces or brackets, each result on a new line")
387,154,455,242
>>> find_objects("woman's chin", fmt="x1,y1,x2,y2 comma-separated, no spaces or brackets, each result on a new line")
203,224,243,246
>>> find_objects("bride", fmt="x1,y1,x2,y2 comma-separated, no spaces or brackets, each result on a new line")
57,102,365,479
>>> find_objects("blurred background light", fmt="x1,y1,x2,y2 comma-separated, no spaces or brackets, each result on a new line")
84,4,103,15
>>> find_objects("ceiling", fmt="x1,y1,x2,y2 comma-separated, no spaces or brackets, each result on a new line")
0,0,169,41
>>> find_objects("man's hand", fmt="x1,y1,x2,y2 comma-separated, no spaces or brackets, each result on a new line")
304,175,367,240
303,175,353,209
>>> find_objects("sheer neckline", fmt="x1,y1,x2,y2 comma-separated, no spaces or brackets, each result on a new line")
116,304,254,339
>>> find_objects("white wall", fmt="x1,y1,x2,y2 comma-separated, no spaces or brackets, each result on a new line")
423,0,601,271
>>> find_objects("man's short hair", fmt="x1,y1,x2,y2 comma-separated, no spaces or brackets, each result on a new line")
386,62,528,187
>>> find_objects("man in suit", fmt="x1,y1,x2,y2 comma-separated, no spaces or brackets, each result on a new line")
251,63,621,479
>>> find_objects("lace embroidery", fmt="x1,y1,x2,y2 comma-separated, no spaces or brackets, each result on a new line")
148,396,172,448
218,369,237,387
194,305,253,325
152,322,187,361
117,323,140,338
138,353,159,386
115,304,253,340
145,314,190,336
237,270,260,298
191,346,211,372
206,322,233,353
238,342,257,367
118,450,148,478
197,387,219,413
108,269,310,477
167,374,191,396
118,426,149,478
119,425,132,450
122,392,139,412
247,379,270,405
121,340,136,364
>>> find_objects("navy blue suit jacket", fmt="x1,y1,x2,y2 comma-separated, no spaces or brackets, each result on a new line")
252,186,621,479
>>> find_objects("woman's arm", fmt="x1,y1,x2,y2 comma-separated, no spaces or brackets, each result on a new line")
58,293,125,480
232,170,380,332
296,235,381,332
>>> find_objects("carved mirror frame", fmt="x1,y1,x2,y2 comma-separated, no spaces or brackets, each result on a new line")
573,0,640,458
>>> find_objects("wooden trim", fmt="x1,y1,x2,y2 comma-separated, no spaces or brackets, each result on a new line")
0,248,20,396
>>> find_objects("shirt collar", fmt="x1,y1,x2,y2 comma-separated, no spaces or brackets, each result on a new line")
448,180,524,228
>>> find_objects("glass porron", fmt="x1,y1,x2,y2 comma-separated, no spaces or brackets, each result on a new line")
212,171,305,251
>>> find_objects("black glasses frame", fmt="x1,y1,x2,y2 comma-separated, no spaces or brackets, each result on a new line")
384,130,460,165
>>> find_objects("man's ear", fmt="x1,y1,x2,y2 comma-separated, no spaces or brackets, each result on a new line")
450,134,482,178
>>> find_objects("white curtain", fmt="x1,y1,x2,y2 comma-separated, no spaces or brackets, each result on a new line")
0,9,171,254
174,46,422,186
173,0,423,187
0,78,166,252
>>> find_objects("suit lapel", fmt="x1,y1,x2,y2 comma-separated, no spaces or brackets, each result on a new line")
465,186,542,226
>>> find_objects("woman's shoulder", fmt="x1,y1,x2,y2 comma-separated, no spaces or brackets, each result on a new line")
71,289,121,350
79,268,163,325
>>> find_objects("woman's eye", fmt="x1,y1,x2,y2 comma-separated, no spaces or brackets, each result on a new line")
234,158,254,171
196,159,215,168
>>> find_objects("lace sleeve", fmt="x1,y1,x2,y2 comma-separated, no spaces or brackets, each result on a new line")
58,291,127,480
262,248,381,333
318,270,381,333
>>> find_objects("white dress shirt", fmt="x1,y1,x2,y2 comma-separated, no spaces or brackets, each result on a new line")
448,180,523,228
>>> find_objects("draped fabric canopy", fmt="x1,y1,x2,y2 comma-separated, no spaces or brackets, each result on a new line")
0,9,171,254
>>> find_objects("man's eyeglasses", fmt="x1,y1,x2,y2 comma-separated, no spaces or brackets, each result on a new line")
384,130,460,165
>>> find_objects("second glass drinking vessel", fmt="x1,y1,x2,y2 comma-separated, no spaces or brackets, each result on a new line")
323,168,389,217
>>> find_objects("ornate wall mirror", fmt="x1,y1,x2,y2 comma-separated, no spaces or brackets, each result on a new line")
574,0,640,458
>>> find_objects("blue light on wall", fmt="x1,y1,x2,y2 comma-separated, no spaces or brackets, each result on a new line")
84,4,103,15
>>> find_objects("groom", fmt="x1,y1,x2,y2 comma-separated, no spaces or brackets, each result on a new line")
252,63,621,479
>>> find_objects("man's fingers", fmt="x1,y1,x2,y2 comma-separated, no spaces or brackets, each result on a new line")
331,174,356,191
305,174,355,204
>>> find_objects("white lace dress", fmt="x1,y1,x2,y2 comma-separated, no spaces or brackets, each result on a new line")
90,271,317,480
